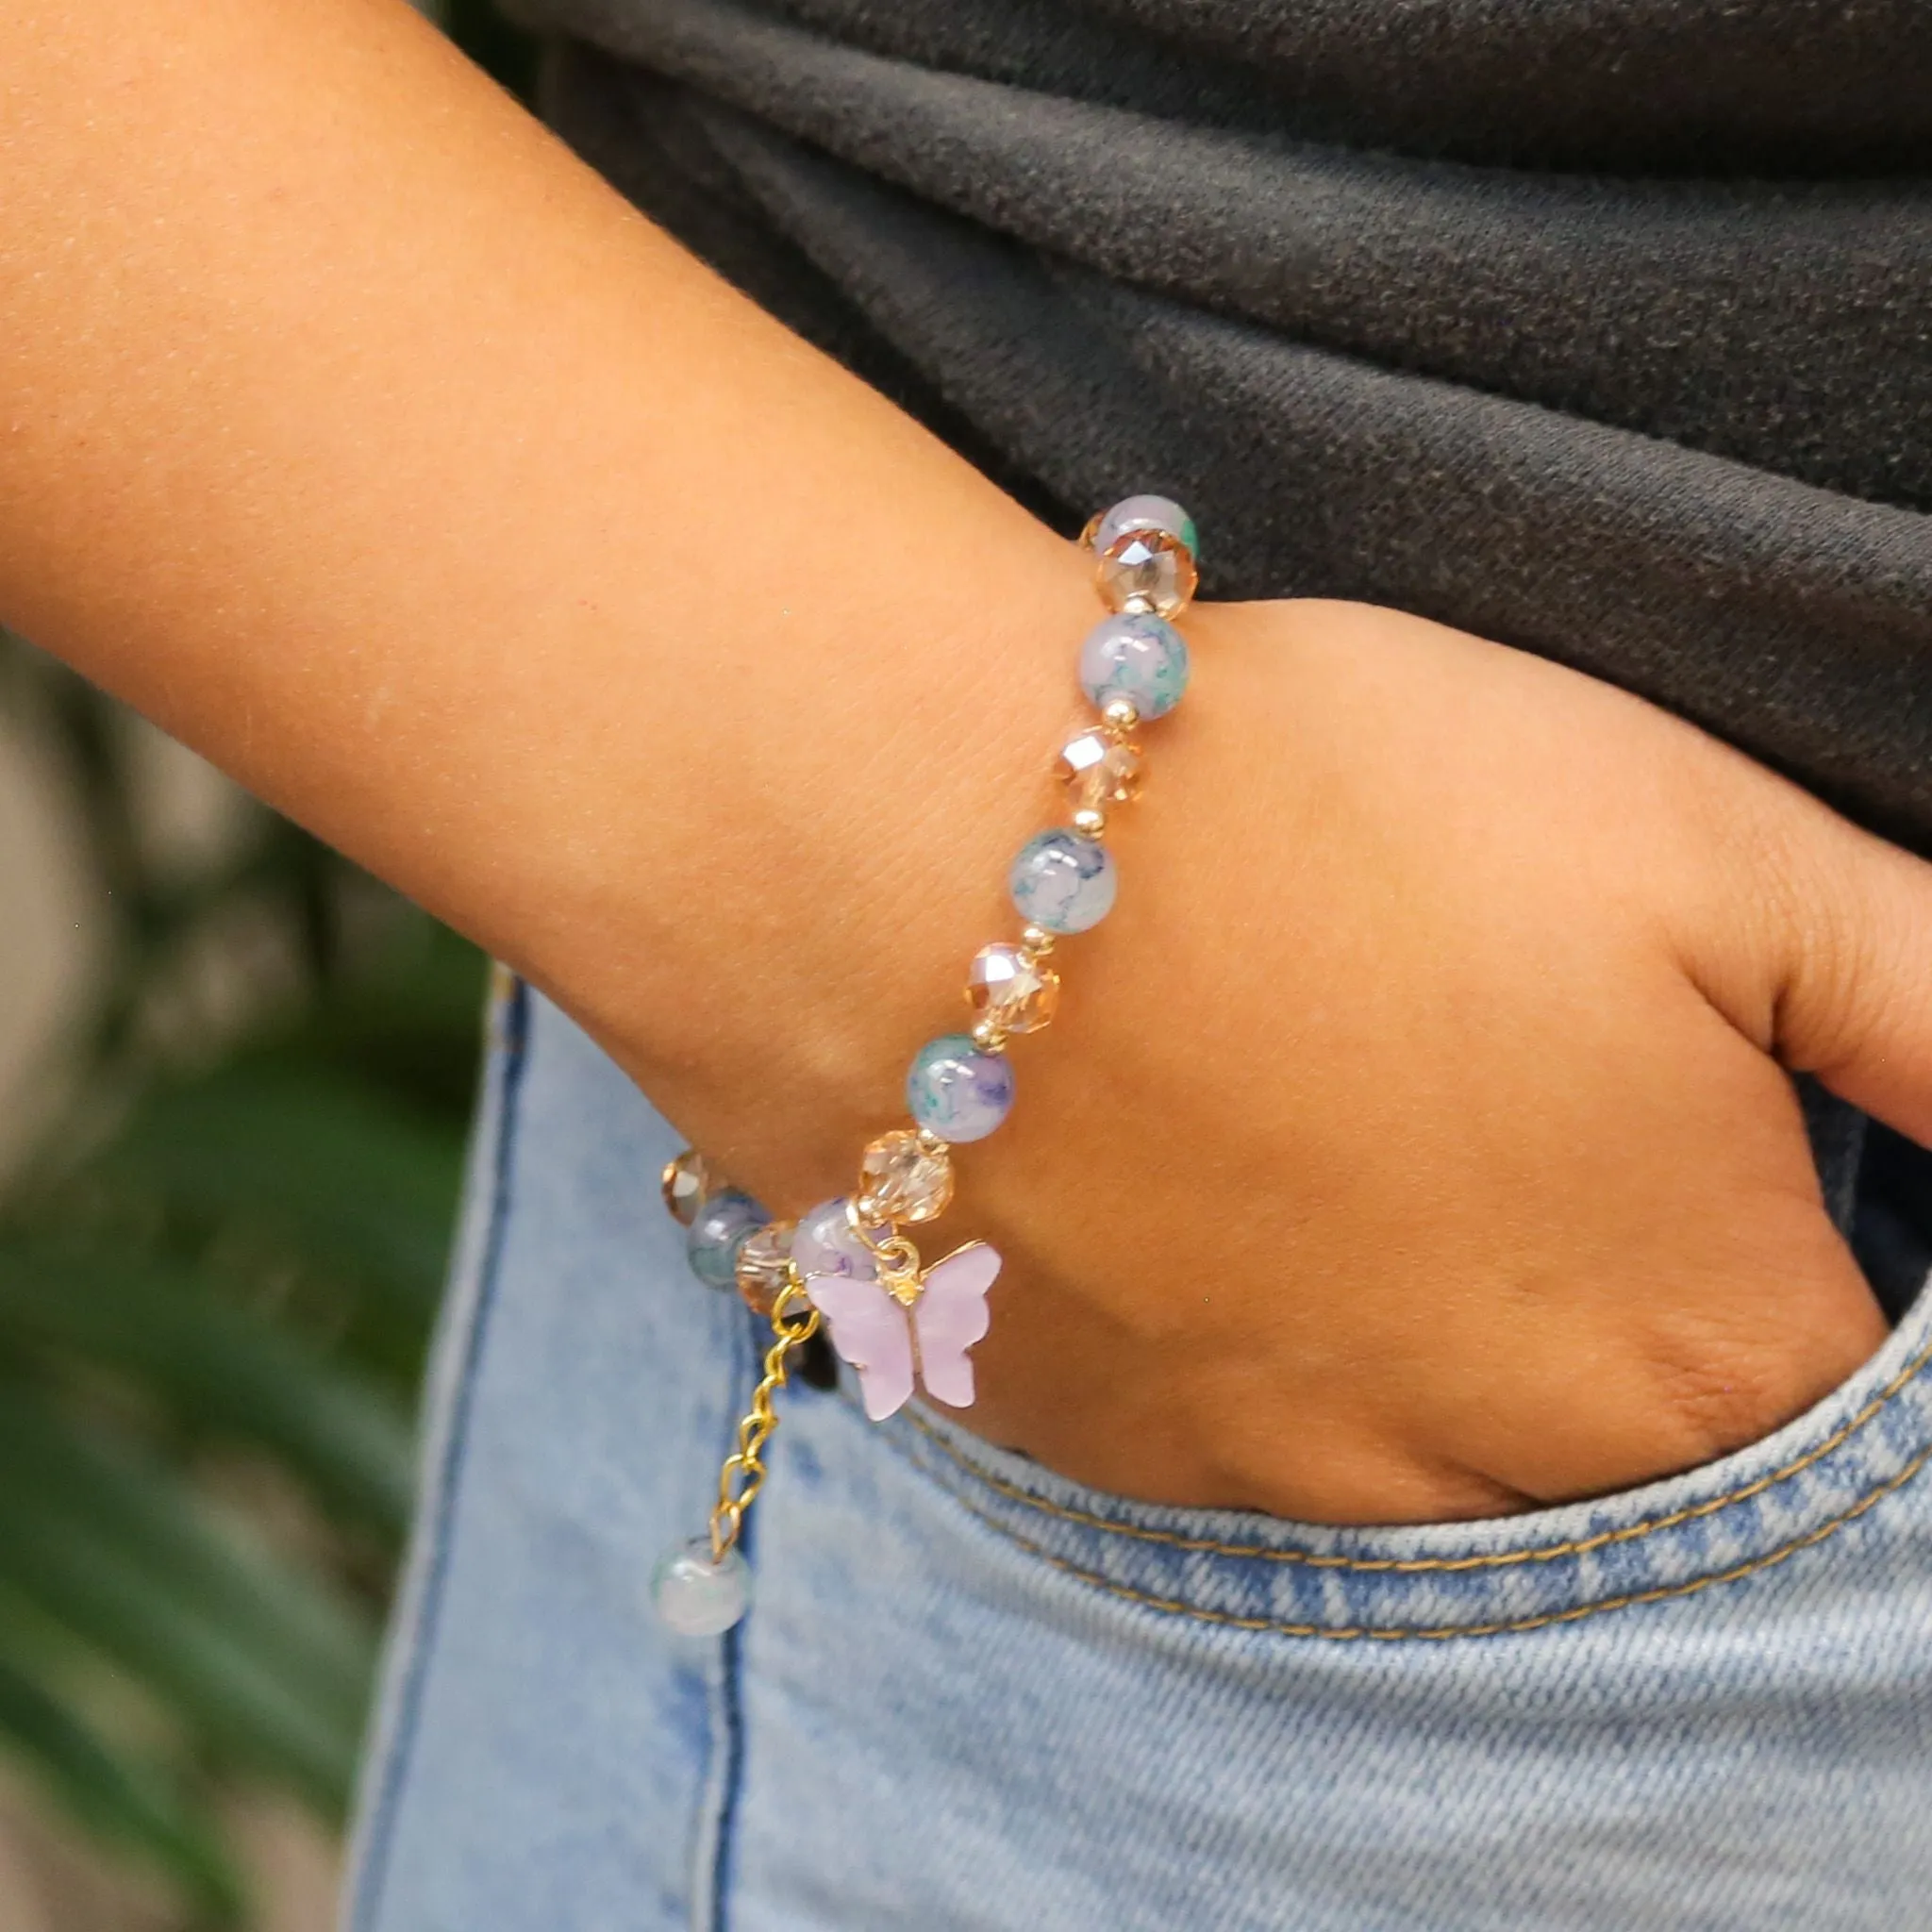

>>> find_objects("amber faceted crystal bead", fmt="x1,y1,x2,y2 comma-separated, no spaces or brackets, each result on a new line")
1057,729,1143,813
661,1147,719,1226
1095,526,1198,620
966,942,1060,1035
857,1129,955,1224
734,1219,797,1316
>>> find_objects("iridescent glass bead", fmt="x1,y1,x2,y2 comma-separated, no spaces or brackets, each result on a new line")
660,1147,718,1226
858,1129,954,1223
1008,828,1117,935
1096,527,1198,620
651,1538,750,1635
906,1033,1015,1143
734,1218,796,1315
1078,614,1190,721
966,941,1059,1034
686,1187,769,1291
1091,494,1199,562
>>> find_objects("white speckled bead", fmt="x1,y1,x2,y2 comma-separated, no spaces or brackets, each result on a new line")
1091,494,1199,562
907,1034,1015,1143
651,1538,750,1635
1079,613,1190,720
1008,828,1117,935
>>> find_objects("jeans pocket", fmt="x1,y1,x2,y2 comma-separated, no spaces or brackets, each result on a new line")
876,1274,1932,1641
740,1275,1932,1928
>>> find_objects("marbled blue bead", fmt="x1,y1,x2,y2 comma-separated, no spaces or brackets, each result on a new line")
1078,613,1190,720
906,1034,1015,1143
1092,494,1200,561
686,1187,769,1291
1008,829,1117,935
792,1195,879,1280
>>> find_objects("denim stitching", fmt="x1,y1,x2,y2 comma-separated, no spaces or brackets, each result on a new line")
348,977,529,1930
940,1440,1932,1641
904,1327,1932,1573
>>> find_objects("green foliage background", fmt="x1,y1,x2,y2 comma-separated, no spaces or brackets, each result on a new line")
1,636,489,1924
0,10,540,1921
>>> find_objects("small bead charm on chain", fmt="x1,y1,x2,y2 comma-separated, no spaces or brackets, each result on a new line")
650,495,1200,1634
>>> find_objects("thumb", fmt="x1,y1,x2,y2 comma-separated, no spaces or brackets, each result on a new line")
1773,814,1932,1149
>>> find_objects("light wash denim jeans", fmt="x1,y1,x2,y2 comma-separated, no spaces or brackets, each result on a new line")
343,982,1932,1930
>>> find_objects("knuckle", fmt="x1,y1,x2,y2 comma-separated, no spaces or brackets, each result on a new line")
1635,1334,1806,1471
1632,1259,1878,1474
1662,750,1820,1043
1774,836,1916,1079
1685,759,1879,1074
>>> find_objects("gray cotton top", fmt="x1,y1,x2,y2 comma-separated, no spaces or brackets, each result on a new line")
508,0,1932,857
508,0,1932,1287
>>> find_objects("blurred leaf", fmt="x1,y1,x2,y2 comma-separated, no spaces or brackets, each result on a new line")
97,1060,464,1326
0,1245,416,1536
0,1390,375,1811
0,1654,244,1924
280,923,489,1124
5,579,482,1914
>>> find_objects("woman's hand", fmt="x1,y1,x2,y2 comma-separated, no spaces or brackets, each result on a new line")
946,596,1932,1523
648,590,1932,1527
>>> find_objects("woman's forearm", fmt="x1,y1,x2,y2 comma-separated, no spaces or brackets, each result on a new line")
0,0,1090,1163
11,2,1932,1524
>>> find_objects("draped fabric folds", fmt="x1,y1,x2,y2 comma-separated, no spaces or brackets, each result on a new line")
508,0,1932,853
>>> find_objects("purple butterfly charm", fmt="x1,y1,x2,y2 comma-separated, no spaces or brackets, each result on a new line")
801,1240,1001,1423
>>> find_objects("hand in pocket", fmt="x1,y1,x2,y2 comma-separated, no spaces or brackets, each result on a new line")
947,599,1932,1524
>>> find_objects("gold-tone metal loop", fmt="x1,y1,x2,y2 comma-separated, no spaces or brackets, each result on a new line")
706,1269,823,1561
844,1198,923,1277
872,1235,923,1276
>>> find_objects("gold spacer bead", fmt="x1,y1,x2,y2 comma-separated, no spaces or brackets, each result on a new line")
1019,924,1056,958
1071,807,1108,839
915,1126,948,1155
970,1018,1009,1052
1101,698,1141,736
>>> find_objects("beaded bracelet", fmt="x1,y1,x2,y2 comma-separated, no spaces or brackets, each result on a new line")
650,495,1200,1635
